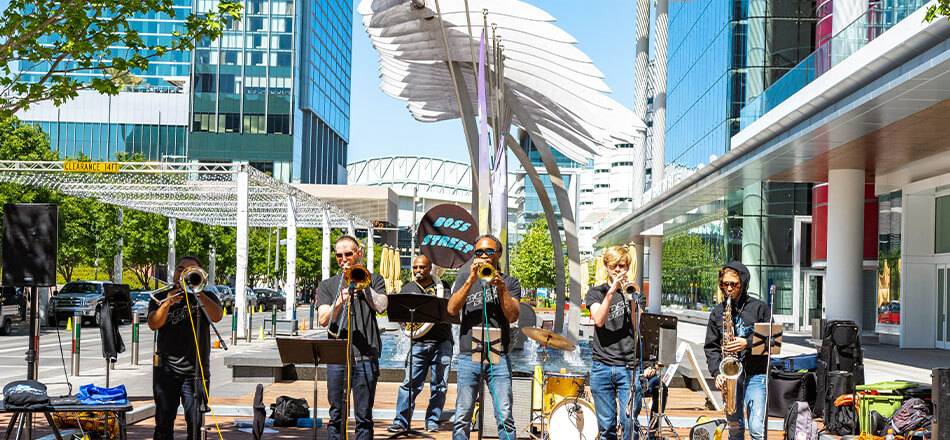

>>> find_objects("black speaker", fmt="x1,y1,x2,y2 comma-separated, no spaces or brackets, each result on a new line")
2,204,58,286
935,368,950,440
480,375,533,438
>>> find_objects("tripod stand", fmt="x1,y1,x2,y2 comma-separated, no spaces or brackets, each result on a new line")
637,314,680,440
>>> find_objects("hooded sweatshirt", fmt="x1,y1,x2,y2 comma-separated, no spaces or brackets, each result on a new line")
703,261,772,377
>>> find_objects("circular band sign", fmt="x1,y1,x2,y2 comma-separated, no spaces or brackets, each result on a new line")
417,204,478,269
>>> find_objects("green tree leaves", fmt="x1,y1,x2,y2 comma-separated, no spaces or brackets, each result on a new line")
510,218,558,290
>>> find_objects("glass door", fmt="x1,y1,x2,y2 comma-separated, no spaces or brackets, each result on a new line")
801,271,825,333
938,266,950,349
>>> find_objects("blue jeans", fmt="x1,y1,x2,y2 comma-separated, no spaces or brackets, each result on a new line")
590,361,633,440
726,373,766,440
327,359,380,440
392,340,453,430
452,355,516,440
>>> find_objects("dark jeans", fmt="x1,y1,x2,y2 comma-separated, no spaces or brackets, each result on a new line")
153,362,206,440
392,340,453,430
327,359,380,440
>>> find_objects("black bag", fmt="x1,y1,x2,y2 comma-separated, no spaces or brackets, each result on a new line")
768,370,817,417
825,403,857,436
822,370,856,431
888,397,933,435
816,320,863,415
2,380,49,409
269,396,309,427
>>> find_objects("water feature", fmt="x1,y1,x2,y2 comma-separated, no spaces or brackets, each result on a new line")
378,327,592,374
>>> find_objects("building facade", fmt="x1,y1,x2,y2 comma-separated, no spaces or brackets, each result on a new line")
599,0,950,349
17,0,351,184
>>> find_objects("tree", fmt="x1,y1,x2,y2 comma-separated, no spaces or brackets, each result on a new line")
122,209,167,288
926,2,950,21
0,117,57,206
0,0,242,116
56,195,119,282
661,233,721,308
510,218,558,290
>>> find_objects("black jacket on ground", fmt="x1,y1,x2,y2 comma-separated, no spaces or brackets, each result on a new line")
704,261,772,377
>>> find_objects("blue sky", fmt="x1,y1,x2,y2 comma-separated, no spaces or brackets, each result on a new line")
348,0,637,164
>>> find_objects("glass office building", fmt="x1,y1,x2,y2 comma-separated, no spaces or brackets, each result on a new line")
658,1,817,308
189,0,351,183
16,0,351,183
514,133,585,241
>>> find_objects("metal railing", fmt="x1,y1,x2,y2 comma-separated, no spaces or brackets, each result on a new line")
738,1,928,130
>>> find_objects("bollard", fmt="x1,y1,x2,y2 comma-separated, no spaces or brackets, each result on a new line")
71,312,81,376
131,314,140,365
245,304,253,343
271,307,277,337
309,301,315,330
231,307,238,346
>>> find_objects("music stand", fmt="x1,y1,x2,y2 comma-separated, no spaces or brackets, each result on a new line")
639,313,680,440
277,338,348,440
385,294,457,439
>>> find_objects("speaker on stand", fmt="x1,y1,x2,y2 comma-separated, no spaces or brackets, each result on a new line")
2,203,58,440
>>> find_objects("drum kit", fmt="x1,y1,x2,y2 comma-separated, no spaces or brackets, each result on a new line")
520,327,598,440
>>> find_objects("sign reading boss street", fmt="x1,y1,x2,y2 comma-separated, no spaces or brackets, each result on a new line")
417,204,478,269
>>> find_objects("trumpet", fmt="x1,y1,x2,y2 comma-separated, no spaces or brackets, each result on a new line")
622,281,638,295
328,264,372,337
150,266,208,304
475,262,497,282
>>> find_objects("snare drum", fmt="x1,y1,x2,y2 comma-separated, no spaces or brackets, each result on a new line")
542,372,586,414
546,398,597,440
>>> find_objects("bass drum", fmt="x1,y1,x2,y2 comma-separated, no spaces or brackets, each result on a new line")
546,398,597,440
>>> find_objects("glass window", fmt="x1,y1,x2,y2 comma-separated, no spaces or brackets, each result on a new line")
938,195,950,254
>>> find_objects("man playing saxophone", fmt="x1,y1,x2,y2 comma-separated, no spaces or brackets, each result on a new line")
317,235,388,440
704,262,771,440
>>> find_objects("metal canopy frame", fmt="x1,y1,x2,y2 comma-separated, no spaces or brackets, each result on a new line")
0,160,373,336
0,161,370,228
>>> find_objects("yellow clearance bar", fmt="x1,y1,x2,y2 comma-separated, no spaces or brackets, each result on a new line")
63,161,120,173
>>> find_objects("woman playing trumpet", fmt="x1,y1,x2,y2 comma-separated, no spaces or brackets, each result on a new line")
585,245,664,440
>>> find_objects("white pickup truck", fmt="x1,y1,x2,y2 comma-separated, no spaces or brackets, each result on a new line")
0,286,23,335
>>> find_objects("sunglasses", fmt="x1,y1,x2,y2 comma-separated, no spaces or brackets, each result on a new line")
720,281,741,289
335,251,354,259
412,265,428,270
473,248,497,257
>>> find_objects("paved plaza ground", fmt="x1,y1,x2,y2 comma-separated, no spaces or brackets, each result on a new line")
0,306,946,438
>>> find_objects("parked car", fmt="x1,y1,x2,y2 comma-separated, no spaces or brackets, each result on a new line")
251,288,286,312
48,281,132,327
215,285,235,312
131,290,152,322
0,286,24,335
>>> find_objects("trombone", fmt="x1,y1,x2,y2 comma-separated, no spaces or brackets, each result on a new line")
150,266,208,304
327,264,372,337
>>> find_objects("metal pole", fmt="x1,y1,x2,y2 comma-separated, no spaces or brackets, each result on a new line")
271,307,277,338
235,164,249,339
131,314,140,365
285,196,297,320
245,304,253,343
231,307,238,346
71,312,81,376
309,301,315,330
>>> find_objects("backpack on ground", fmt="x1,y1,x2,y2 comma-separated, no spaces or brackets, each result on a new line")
816,320,864,416
784,402,819,440
270,396,310,427
825,401,858,436
690,416,727,440
889,397,933,435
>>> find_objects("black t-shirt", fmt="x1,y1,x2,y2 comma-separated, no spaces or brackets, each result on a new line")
148,288,222,376
400,279,453,343
585,283,643,367
451,270,522,355
317,273,387,359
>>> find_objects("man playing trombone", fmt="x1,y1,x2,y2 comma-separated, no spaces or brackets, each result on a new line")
148,256,223,440
317,235,388,440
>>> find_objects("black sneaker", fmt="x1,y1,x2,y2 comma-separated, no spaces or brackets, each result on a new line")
387,424,405,433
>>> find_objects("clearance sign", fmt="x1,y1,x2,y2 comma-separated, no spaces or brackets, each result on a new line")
63,161,120,173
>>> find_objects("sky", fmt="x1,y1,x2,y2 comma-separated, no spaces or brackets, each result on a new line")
347,0,638,165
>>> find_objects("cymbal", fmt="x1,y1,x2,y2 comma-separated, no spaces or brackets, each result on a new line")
521,326,576,351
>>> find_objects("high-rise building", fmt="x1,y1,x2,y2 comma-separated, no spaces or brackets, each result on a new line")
16,0,351,184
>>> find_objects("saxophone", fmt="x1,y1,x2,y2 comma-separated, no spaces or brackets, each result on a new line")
719,296,743,415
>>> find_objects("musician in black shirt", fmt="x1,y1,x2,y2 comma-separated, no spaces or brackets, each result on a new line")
317,236,388,440
388,255,453,433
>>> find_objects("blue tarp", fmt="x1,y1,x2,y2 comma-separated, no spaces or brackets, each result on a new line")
76,384,128,406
